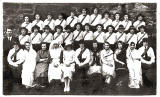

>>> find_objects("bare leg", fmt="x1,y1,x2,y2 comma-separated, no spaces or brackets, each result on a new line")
64,78,67,92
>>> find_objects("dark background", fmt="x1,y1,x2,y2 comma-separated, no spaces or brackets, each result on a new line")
3,3,157,95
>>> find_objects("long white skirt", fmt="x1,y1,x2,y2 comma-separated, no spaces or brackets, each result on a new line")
21,70,34,87
101,61,115,76
48,61,62,83
127,60,142,87
61,63,75,81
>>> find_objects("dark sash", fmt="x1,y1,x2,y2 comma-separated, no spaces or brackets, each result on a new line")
63,33,71,42
74,31,81,41
91,14,98,24
124,21,129,29
34,20,40,27
137,33,146,44
78,48,86,62
41,33,49,42
11,49,20,62
83,31,89,39
94,32,101,40
47,20,52,25
126,34,134,43
68,17,74,26
80,15,87,24
25,23,29,28
59,19,64,25
116,33,124,41
102,19,108,25
19,36,25,42
32,33,38,41
115,21,120,29
105,33,113,41
104,52,113,58
54,33,61,40
135,21,142,28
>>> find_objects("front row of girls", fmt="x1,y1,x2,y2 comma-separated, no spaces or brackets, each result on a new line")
18,22,148,52
9,36,155,93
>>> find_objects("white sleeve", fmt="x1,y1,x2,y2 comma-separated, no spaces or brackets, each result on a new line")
82,49,91,65
7,50,15,66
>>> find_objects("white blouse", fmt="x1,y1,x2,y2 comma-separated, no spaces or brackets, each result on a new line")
90,14,102,26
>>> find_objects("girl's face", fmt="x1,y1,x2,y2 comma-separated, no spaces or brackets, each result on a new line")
13,44,19,51
118,43,123,49
115,14,120,20
97,26,102,32
93,43,98,49
66,29,71,33
108,27,113,32
42,44,47,51
56,28,62,33
34,28,38,33
53,44,59,48
94,8,98,14
104,43,110,50
58,15,63,19
82,9,87,15
124,15,128,20
45,29,49,33
130,29,135,34
130,43,135,50
140,28,145,32
79,43,84,49
35,14,40,20
21,29,27,35
85,25,90,31
24,16,29,22
105,14,109,19
138,16,143,21
47,15,52,20
76,25,81,30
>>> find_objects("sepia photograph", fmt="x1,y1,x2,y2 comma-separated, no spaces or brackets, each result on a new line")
1,0,158,96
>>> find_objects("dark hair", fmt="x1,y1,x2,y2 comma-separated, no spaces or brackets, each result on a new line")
116,41,124,49
96,24,104,30
55,25,63,31
114,12,121,20
74,23,83,30
6,25,13,30
102,11,110,18
81,8,89,14
20,27,28,34
130,42,135,46
41,42,47,46
138,25,146,31
64,25,72,30
106,25,115,32
31,25,40,32
43,25,51,31
123,13,130,20
92,7,99,13
34,13,41,19
84,23,91,30
136,14,145,21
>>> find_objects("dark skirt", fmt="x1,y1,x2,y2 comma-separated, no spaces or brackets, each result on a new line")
73,41,80,50
8,64,22,83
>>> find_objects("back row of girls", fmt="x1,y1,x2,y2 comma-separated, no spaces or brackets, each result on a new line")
21,8,146,34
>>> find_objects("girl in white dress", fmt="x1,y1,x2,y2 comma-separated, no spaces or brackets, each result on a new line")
133,14,146,30
21,16,32,34
112,13,122,31
21,42,37,88
48,40,63,83
100,42,115,84
19,27,30,49
126,42,142,89
32,13,44,31
61,42,75,93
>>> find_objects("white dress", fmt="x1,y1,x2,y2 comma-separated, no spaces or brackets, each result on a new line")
48,47,63,82
21,48,37,87
126,48,142,88
100,49,115,76
61,50,75,81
